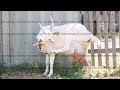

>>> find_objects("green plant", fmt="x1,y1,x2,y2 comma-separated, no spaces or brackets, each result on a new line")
102,66,109,69
0,62,10,79
1,73,9,79
9,62,45,73
0,63,7,74
113,65,120,76
67,62,85,79
108,31,112,38
0,60,86,79
0,62,46,78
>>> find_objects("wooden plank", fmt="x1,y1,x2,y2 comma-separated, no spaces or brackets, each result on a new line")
79,11,82,23
103,11,109,67
88,48,120,53
110,11,116,68
96,11,102,66
118,11,120,48
89,11,95,66
0,11,3,63
83,12,89,30
81,12,85,25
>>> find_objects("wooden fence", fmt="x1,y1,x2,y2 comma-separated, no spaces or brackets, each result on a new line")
87,11,120,68
0,11,120,68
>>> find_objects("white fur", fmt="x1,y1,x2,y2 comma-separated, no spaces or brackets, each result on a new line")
34,23,101,78
43,54,49,76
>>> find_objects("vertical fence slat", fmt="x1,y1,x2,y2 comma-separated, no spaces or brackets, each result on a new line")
89,11,95,66
83,12,89,30
103,11,109,67
79,11,82,23
119,11,120,48
96,11,102,66
110,11,116,68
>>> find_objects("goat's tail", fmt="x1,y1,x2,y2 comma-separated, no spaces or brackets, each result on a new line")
91,36,101,49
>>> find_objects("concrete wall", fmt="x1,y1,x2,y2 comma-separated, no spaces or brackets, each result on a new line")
1,11,81,66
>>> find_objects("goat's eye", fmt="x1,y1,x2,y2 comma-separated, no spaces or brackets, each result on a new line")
40,39,42,42
38,39,42,43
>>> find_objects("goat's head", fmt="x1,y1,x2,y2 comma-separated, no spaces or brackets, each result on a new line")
34,16,61,47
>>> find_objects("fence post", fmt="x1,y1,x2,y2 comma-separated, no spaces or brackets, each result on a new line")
119,11,120,49
110,11,116,68
96,11,102,66
89,11,95,66
103,11,109,67
83,11,89,30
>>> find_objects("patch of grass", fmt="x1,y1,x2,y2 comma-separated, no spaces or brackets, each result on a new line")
102,66,109,69
9,62,45,73
0,59,86,79
0,62,46,79
53,59,86,79
0,63,7,74
0,63,9,79
1,73,9,79
67,62,86,79
113,65,120,76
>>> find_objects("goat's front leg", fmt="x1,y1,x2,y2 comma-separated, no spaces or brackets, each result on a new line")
43,54,50,77
47,54,55,78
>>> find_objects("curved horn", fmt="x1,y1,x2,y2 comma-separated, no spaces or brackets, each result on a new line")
50,15,54,27
39,23,45,34
50,16,55,32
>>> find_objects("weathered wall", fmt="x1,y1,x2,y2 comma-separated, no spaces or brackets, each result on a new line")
1,11,80,66
0,11,2,63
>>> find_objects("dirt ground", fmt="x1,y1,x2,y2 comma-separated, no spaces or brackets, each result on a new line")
8,72,66,79
9,72,45,79
6,71,120,79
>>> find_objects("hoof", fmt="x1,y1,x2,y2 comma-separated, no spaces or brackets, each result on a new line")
43,73,48,77
90,74,92,77
88,74,92,78
46,74,53,79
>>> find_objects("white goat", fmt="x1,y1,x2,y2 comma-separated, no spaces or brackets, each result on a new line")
33,16,101,78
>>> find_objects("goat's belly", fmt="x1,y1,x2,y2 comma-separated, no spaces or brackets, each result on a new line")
56,47,85,55
56,46,78,55
56,42,86,55
56,50,74,55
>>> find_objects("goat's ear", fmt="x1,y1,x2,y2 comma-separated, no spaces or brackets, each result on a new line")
52,32,60,35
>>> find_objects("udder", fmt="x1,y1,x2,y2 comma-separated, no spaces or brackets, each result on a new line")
73,49,85,63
